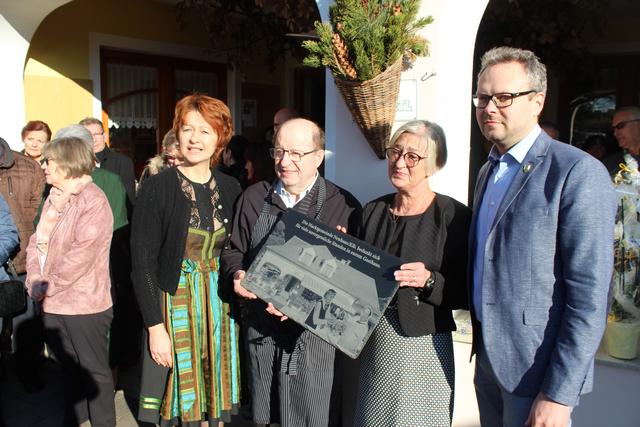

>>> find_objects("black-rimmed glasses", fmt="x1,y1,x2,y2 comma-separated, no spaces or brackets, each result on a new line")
384,147,426,168
612,118,640,131
472,90,537,109
269,147,319,162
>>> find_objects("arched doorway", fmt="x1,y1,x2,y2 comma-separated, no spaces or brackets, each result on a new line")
469,0,640,203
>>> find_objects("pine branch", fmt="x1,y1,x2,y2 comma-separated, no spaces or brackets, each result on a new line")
302,0,432,81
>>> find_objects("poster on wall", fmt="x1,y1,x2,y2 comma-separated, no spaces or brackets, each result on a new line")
242,99,257,127
242,210,401,359
396,79,417,121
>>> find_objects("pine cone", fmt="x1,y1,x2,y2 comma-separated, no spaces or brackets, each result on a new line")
332,33,357,79
360,0,369,8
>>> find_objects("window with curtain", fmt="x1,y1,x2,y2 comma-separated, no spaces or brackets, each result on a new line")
100,48,227,179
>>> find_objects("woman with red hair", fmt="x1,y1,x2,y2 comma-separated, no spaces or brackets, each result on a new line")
131,94,242,426
21,120,52,163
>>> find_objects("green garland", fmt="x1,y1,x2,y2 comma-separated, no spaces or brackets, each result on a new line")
302,0,432,81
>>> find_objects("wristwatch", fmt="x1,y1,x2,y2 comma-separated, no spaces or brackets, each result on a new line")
424,272,436,290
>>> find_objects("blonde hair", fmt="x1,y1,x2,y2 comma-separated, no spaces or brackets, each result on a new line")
42,137,95,178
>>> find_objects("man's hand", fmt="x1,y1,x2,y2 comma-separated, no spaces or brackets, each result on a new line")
266,302,289,321
525,392,571,427
233,270,257,300
148,324,173,368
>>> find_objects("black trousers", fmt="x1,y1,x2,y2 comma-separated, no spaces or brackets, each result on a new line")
43,308,115,427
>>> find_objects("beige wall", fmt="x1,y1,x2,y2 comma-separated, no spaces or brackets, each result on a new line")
24,0,211,134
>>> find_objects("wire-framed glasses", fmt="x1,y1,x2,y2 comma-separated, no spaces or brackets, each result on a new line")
384,147,426,168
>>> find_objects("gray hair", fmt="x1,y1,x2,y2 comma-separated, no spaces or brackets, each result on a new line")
162,129,179,152
615,106,640,119
387,120,447,175
54,124,94,152
79,117,104,128
478,46,547,94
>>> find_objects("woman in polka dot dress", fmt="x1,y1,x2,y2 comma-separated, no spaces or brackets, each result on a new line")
353,121,471,427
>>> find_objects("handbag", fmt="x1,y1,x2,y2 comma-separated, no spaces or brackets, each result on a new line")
0,260,26,317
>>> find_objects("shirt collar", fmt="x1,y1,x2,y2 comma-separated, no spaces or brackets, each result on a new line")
488,124,541,165
274,172,319,208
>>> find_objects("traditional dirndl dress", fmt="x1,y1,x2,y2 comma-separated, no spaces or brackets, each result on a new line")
138,173,241,426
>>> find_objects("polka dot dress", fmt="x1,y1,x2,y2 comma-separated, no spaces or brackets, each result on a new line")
353,306,455,427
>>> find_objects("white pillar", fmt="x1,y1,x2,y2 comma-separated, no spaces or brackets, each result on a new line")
0,1,70,149
0,14,30,148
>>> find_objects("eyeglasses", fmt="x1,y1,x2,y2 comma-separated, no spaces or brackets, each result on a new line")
269,147,319,162
472,90,537,109
384,147,426,168
612,118,640,131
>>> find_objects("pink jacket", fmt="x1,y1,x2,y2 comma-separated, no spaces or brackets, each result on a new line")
25,182,114,315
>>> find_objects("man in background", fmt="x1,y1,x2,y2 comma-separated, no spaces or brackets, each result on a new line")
273,107,300,136
603,105,640,174
80,117,136,206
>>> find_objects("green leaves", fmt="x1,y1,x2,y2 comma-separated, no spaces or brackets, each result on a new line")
302,0,433,81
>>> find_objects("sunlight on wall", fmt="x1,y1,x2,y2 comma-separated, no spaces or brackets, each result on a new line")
24,58,92,134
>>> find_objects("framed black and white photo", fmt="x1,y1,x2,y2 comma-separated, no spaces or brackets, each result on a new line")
242,210,401,358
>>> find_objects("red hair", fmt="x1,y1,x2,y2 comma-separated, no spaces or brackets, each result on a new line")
173,94,233,166
21,120,52,141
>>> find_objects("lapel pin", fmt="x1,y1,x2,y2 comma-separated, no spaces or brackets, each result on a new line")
523,163,533,173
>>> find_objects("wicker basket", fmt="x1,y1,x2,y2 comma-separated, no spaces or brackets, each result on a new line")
334,59,402,159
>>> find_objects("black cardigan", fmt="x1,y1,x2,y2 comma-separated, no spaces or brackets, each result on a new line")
359,193,471,336
131,167,241,327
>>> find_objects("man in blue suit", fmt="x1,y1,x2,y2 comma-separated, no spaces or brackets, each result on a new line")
470,46,616,427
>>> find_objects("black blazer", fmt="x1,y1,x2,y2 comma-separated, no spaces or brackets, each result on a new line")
359,193,470,337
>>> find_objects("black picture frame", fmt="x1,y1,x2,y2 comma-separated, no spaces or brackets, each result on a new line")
243,210,401,358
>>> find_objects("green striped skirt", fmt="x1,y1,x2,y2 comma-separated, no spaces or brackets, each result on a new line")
159,256,241,425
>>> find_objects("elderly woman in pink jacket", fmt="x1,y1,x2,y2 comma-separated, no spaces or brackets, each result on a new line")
26,137,115,427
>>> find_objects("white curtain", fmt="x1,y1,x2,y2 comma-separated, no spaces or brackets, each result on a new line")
107,63,158,129
175,69,218,98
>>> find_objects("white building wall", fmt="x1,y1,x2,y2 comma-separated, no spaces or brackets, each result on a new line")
317,2,487,426
0,14,31,148
318,0,489,206
0,1,69,149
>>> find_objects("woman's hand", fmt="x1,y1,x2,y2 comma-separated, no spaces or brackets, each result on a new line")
266,303,289,321
29,276,47,302
394,262,431,288
336,225,347,234
148,324,173,368
233,270,258,300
